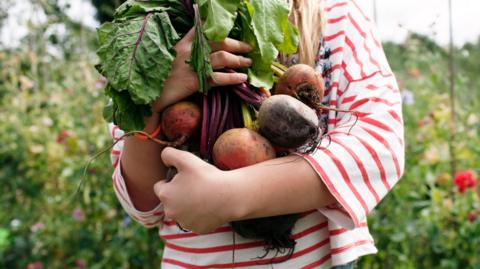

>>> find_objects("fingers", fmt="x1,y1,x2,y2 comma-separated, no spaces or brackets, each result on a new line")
210,38,252,54
161,147,196,170
179,28,195,44
210,72,248,87
211,51,252,70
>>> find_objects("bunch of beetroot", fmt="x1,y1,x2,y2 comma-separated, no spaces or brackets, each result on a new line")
157,63,328,260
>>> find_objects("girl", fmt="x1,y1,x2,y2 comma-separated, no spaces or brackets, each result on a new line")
109,0,404,268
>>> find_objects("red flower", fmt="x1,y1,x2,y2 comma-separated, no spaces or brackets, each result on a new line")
468,212,477,222
454,170,476,193
56,129,70,144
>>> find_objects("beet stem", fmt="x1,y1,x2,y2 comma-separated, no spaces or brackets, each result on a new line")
217,90,229,135
200,94,209,159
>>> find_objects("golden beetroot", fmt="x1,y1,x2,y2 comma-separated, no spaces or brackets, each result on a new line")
212,128,275,170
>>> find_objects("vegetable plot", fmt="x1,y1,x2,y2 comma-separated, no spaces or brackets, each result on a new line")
95,0,338,261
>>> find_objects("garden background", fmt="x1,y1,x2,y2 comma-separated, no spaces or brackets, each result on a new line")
1,1,479,268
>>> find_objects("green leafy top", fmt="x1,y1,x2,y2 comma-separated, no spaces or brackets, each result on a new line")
96,0,299,131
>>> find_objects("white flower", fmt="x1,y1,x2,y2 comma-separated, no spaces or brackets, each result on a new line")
10,219,21,230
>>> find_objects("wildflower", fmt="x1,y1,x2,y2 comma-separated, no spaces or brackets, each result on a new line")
454,170,476,193
25,261,43,269
10,219,21,230
401,89,415,105
468,212,477,222
75,259,87,268
72,208,85,222
30,223,45,233
56,129,70,144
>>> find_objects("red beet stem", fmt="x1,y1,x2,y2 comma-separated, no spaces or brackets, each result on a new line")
200,94,209,159
218,90,230,136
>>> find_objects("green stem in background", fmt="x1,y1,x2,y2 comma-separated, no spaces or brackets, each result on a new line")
447,0,457,176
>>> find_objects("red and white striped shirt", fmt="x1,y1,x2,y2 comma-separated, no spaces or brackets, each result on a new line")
109,0,404,267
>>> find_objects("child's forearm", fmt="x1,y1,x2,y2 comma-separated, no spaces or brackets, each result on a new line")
229,155,337,221
120,114,167,211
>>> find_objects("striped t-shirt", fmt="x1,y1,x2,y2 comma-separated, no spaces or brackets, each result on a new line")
109,0,405,267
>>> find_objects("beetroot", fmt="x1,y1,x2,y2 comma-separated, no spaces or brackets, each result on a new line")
161,101,202,141
259,95,320,149
212,128,275,170
275,64,325,110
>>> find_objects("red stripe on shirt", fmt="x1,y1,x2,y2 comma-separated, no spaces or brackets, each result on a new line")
349,97,401,110
113,158,120,169
300,253,332,269
323,148,370,215
324,30,346,41
331,137,381,203
345,36,366,77
342,95,356,104
360,117,403,146
323,63,343,77
162,226,233,240
351,0,371,23
330,222,368,236
304,155,361,227
366,84,400,93
328,15,347,24
359,126,402,179
325,1,348,12
165,220,328,254
349,71,394,83
291,221,328,240
388,109,403,124
341,61,354,81
331,239,374,255
163,238,331,268
330,131,391,191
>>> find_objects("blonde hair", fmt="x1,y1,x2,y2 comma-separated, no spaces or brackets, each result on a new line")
285,0,325,67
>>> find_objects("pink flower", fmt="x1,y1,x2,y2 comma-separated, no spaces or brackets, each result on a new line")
72,208,85,222
454,170,476,193
75,259,87,268
30,222,45,233
25,261,43,269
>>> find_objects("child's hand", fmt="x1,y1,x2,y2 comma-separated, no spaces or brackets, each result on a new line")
152,29,253,114
153,148,240,234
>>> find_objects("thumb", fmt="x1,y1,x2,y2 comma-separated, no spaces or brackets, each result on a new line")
153,180,168,199
161,147,199,170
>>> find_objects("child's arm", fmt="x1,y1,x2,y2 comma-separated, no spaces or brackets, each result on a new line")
154,1,405,233
154,148,337,234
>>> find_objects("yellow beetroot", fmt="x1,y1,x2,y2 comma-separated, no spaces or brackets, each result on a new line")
212,128,275,170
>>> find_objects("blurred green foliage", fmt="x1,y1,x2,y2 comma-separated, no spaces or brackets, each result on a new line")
359,34,480,268
0,2,162,268
90,0,125,23
0,2,479,268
